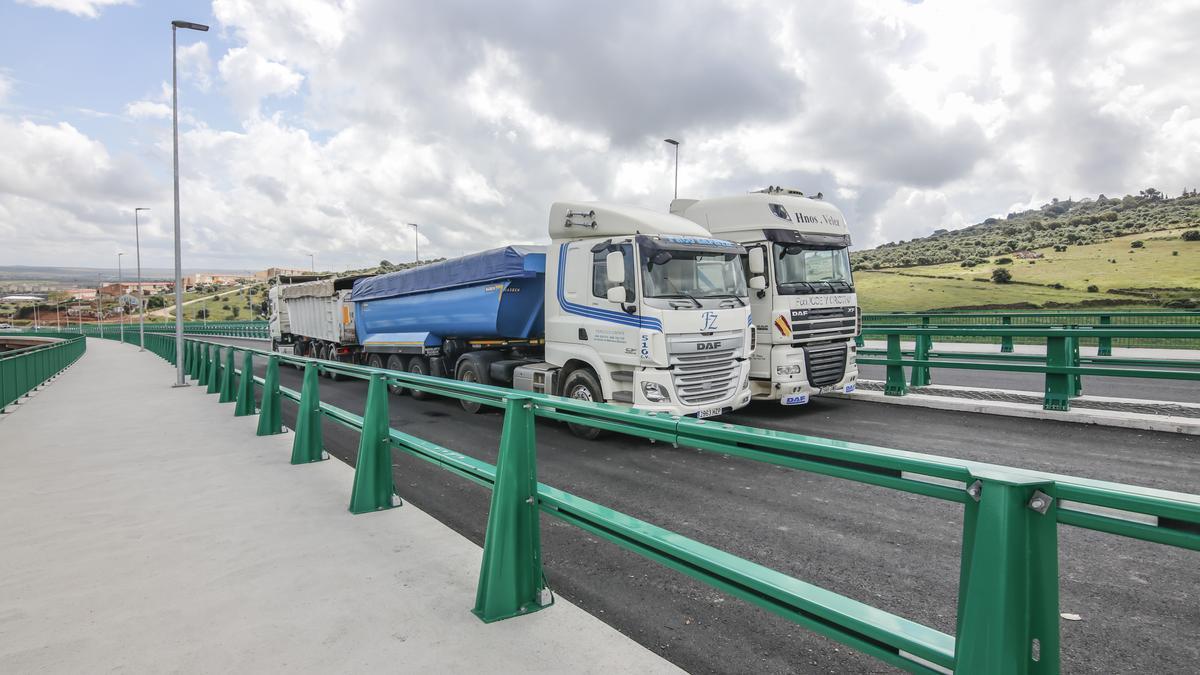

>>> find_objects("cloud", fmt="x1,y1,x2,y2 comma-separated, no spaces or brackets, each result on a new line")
14,0,132,19
177,42,214,92
124,100,172,119
0,73,12,103
217,47,304,117
3,0,1200,268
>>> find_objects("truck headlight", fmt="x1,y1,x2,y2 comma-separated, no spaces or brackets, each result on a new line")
641,382,671,403
776,364,803,376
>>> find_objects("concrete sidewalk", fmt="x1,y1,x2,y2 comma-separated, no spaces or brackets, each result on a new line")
0,338,680,674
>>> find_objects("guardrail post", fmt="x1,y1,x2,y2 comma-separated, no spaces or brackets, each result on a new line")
1001,316,1014,353
911,333,932,387
187,341,199,380
235,350,256,416
256,354,283,436
291,362,327,464
218,347,236,403
884,333,907,396
1097,315,1112,356
205,344,222,395
349,373,399,513
473,395,550,623
1069,336,1082,397
955,470,1058,674
1043,335,1071,411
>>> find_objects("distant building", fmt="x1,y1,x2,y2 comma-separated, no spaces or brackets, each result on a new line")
254,267,310,280
183,273,248,288
99,282,173,297
64,288,98,300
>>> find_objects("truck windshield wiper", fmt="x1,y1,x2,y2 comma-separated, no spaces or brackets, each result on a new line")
655,293,702,307
778,281,818,294
706,293,746,307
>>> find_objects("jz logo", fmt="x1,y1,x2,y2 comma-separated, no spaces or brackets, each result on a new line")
701,311,718,331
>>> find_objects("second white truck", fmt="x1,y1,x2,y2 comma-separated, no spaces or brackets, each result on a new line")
672,187,859,405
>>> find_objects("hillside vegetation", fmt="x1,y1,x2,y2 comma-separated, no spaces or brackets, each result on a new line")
851,188,1200,311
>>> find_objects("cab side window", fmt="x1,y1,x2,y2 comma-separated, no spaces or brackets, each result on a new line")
592,243,635,301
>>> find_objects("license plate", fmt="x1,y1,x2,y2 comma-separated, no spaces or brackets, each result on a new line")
277,344,295,354
782,393,809,406
695,407,726,419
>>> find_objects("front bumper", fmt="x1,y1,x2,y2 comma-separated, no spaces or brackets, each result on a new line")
750,342,858,403
630,363,753,417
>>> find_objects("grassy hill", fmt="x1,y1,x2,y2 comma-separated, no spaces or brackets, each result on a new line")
851,189,1200,312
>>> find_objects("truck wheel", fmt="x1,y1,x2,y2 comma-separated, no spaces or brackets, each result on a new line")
408,357,432,400
455,356,490,414
326,345,343,382
366,354,384,370
562,369,605,440
385,355,407,395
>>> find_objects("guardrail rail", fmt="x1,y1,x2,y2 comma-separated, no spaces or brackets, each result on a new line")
1,333,86,412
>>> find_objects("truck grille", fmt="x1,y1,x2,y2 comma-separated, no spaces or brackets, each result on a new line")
668,330,743,406
790,307,856,344
804,344,847,387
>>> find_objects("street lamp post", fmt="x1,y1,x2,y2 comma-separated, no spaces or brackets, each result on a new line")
408,223,419,263
134,207,149,350
171,19,209,386
308,253,315,272
117,252,125,343
663,138,680,199
97,273,104,339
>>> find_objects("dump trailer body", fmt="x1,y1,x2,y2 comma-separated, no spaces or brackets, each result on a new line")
351,245,546,353
277,277,358,345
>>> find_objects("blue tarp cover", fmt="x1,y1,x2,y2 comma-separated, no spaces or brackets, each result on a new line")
350,245,546,302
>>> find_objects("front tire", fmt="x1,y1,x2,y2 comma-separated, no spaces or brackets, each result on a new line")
455,356,490,414
408,357,432,400
562,368,605,440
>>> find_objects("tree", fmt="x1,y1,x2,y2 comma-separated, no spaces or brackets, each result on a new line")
991,268,1012,284
146,296,166,309
1130,240,1144,248
1183,230,1200,241
195,308,210,320
1087,285,1099,292
231,306,240,318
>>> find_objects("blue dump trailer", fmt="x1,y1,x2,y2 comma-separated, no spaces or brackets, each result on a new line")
344,246,549,404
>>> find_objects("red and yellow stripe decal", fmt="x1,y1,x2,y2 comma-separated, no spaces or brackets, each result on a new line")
774,315,792,337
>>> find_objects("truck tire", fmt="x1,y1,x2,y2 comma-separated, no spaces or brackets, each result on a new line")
385,355,407,395
408,357,432,400
366,353,384,370
562,368,606,440
455,354,491,414
326,344,343,382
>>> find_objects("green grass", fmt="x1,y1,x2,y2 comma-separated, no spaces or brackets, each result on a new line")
856,227,1199,312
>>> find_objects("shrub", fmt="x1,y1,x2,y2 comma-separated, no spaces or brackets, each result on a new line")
1087,285,1099,292
1173,251,1179,256
1183,229,1200,241
995,257,1013,265
1130,240,1144,248
991,268,1013,284
1050,283,1065,289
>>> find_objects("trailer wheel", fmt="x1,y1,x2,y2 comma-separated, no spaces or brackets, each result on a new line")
385,355,407,395
366,353,384,370
408,357,432,400
326,345,343,382
455,355,491,414
562,368,606,440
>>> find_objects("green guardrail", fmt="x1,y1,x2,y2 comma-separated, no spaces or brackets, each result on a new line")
861,310,1200,353
50,321,270,340
0,333,86,412
122,331,1200,674
856,326,1200,410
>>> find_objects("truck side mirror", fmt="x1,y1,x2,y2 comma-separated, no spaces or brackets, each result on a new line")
605,250,625,285
606,286,626,303
749,276,767,290
748,247,765,275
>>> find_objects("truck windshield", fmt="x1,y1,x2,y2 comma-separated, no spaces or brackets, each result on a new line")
773,244,853,294
641,249,748,300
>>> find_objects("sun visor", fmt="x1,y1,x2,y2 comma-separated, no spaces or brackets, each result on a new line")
763,229,851,249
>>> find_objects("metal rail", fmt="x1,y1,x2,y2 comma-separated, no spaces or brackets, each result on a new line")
0,333,86,412
114,331,1200,674
856,326,1200,409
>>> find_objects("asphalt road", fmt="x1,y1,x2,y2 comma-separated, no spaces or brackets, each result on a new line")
212,337,1200,674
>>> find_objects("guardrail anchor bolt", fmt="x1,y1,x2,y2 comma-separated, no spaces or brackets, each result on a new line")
966,480,983,502
525,497,535,504
1028,490,1053,514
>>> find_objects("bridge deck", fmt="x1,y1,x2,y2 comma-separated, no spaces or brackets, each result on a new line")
0,338,679,674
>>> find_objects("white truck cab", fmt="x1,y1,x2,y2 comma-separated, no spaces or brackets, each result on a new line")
545,201,754,420
672,188,858,405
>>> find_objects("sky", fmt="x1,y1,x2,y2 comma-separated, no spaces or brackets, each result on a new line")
1,0,1198,272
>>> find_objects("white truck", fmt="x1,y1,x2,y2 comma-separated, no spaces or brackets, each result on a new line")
270,201,755,436
672,188,859,405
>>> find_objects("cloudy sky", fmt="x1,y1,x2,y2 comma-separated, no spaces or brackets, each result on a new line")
1,0,1198,272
